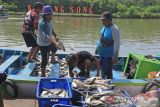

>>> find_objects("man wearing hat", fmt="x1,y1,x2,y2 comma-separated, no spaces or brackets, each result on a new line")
96,11,120,79
37,5,61,77
22,2,43,62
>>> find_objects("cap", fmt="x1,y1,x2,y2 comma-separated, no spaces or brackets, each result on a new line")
33,2,43,9
99,11,112,20
42,5,53,15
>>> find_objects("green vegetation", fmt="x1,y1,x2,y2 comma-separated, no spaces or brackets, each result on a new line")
0,0,160,18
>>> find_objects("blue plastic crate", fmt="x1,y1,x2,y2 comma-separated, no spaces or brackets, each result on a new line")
53,96,84,107
52,104,78,107
36,78,72,107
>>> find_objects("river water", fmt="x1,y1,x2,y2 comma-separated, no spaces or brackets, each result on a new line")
0,15,160,56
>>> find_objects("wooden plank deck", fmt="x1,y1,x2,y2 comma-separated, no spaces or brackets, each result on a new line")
18,62,36,76
4,99,38,107
0,55,20,73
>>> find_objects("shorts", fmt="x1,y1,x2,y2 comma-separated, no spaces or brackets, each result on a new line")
22,32,38,47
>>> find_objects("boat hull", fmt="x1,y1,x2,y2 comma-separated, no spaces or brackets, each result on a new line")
0,49,159,99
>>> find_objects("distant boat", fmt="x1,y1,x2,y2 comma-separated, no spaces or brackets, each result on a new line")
0,5,8,19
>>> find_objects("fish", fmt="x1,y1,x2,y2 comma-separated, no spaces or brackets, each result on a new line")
84,77,97,85
89,100,104,106
84,77,111,86
72,79,93,89
92,90,115,98
41,88,68,98
58,90,68,98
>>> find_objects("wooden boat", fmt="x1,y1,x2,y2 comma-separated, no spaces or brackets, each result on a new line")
0,48,159,100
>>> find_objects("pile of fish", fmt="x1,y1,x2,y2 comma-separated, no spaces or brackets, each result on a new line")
72,77,134,107
125,59,137,79
32,63,52,77
84,90,134,107
31,56,69,77
72,77,114,90
41,88,68,98
59,58,69,78
134,89,159,107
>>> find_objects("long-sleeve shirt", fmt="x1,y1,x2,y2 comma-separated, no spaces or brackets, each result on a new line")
112,24,120,56
97,23,120,57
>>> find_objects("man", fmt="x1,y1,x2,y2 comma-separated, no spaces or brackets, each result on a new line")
97,11,120,79
37,5,61,77
66,51,100,78
22,2,43,62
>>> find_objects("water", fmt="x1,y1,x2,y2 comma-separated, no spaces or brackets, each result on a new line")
0,15,160,56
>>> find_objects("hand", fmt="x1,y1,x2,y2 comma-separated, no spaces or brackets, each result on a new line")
53,41,61,50
112,57,118,64
55,37,59,42
58,41,66,51
56,44,62,50
69,70,74,77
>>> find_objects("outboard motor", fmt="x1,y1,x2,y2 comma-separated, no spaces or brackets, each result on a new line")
0,73,7,107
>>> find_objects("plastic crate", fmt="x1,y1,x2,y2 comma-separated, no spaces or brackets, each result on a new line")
36,78,72,107
52,96,84,107
124,53,160,79
52,104,78,107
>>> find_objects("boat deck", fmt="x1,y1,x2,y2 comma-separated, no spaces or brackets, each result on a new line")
4,99,38,107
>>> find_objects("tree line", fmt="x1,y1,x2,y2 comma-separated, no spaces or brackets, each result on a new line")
0,0,160,18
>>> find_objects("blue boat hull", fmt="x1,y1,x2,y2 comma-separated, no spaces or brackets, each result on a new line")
0,48,159,99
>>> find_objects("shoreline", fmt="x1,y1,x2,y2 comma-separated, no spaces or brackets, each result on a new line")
8,12,160,19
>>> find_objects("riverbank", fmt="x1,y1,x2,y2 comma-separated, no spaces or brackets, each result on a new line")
8,11,160,19
8,11,100,17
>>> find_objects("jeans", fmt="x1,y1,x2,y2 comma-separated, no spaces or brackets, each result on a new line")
100,57,113,79
39,44,57,70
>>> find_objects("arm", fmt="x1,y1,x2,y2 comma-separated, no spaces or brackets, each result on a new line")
43,22,60,49
34,16,39,30
52,29,57,37
94,57,100,77
69,66,74,77
47,35,62,50
47,35,57,45
112,24,120,64
52,29,59,42
84,55,100,77
31,11,39,30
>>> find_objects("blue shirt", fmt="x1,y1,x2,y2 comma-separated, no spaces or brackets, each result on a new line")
97,26,114,57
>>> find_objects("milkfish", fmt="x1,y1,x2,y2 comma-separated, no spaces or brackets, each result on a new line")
41,88,68,98
72,78,114,91
84,90,134,107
